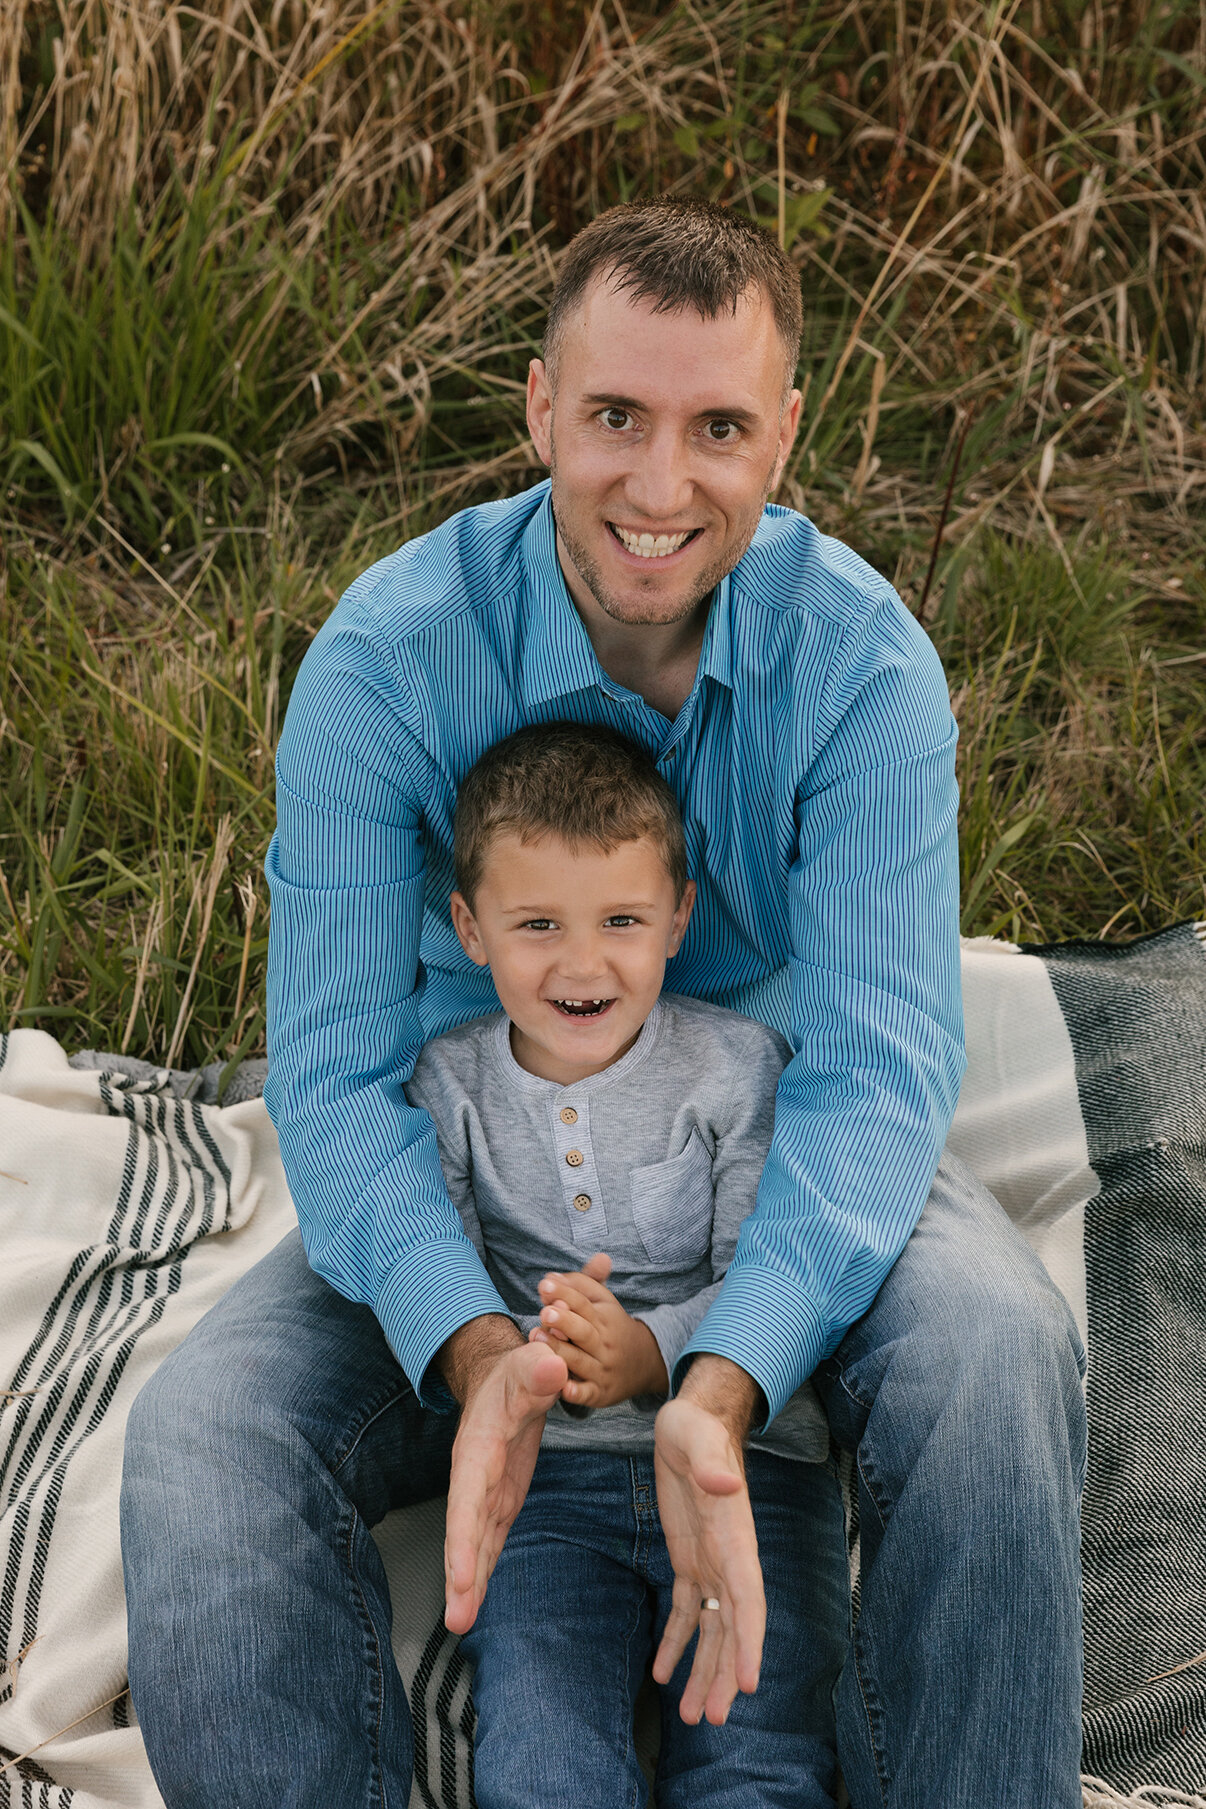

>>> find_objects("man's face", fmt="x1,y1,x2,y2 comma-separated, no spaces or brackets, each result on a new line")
527,276,801,628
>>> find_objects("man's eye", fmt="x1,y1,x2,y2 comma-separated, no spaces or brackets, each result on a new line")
705,419,739,442
601,406,634,431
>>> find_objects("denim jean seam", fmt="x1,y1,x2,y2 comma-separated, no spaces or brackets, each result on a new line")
339,1500,391,1809
629,1457,654,1577
622,1558,646,1809
835,1362,877,1414
856,1447,891,1533
330,1381,414,1477
850,1614,892,1809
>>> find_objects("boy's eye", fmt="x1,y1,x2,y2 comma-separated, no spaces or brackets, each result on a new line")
605,915,637,928
521,918,555,932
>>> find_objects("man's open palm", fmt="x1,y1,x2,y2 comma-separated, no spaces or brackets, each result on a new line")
652,1396,766,1727
443,1342,568,1635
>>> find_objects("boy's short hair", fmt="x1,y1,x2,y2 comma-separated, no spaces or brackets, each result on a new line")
454,721,688,906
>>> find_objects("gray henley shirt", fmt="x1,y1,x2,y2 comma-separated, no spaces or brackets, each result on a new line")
405,993,827,1462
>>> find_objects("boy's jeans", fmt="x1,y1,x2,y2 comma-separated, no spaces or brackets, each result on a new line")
120,1155,1087,1808
460,1445,849,1809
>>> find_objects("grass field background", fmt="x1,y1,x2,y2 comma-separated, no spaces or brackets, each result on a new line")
1,0,1203,1073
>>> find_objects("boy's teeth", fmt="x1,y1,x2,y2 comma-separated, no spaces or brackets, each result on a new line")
613,526,692,558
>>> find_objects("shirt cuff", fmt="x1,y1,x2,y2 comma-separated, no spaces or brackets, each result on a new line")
374,1237,514,1411
631,1303,693,1392
669,1267,829,1433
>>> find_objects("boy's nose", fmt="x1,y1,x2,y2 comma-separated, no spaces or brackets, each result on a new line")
556,938,610,986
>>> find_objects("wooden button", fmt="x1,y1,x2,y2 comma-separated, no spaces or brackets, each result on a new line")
573,1193,591,1211
560,1106,578,1124
565,1149,584,1167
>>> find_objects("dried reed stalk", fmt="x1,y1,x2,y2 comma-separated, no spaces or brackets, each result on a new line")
165,814,235,1067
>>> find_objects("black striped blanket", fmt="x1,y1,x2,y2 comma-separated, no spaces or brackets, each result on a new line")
2,922,1205,1808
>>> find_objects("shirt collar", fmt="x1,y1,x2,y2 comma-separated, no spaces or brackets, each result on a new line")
696,568,735,693
517,487,611,708
490,996,666,1098
518,484,737,708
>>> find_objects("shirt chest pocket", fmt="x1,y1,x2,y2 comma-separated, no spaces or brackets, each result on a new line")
628,1130,715,1272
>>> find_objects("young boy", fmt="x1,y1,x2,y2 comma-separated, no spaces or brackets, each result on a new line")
405,720,845,1809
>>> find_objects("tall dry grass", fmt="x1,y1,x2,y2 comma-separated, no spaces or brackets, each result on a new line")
1,0,1204,1060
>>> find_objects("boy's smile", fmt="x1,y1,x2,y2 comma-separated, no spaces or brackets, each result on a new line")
449,831,695,1086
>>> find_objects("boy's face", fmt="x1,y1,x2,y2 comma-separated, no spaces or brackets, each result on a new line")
450,832,695,1086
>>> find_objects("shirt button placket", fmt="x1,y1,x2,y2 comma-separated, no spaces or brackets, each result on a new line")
552,1093,604,1240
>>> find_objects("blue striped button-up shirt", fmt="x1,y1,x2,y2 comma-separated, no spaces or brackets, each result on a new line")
264,479,965,1425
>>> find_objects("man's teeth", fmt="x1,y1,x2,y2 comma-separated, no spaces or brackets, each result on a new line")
612,526,693,559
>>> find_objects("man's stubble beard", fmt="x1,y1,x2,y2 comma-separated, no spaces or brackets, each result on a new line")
547,436,776,629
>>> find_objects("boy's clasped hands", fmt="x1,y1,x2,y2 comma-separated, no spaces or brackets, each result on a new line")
529,1250,669,1406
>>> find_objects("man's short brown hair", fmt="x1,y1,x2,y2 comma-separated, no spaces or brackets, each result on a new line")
454,721,688,906
543,196,803,394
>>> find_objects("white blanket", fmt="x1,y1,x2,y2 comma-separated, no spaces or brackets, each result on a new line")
0,1031,296,1805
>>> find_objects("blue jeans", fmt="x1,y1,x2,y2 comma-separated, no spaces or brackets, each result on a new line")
120,1155,1086,1807
459,1448,848,1809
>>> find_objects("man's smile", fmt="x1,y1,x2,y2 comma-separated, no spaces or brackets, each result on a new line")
607,523,703,561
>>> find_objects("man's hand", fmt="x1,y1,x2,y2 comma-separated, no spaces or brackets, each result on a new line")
438,1318,568,1636
652,1356,766,1727
529,1252,669,1407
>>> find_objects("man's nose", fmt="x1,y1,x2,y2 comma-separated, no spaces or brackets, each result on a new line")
624,426,694,521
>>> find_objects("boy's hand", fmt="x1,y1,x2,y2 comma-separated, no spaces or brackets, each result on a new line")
529,1252,669,1407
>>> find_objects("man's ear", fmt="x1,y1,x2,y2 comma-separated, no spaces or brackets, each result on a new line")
770,386,803,493
667,879,697,957
449,891,490,967
526,357,553,467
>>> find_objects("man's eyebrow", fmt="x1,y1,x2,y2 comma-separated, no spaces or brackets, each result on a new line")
500,899,659,914
582,392,645,410
582,391,760,426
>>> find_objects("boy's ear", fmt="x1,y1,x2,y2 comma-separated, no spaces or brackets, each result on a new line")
449,891,490,967
667,878,697,957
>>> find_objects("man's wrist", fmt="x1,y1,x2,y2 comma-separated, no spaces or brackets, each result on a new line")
437,1313,524,1406
676,1353,765,1447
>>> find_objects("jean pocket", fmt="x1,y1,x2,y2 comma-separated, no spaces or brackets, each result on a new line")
628,1129,714,1270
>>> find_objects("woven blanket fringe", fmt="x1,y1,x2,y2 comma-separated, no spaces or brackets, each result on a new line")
1083,1778,1206,1807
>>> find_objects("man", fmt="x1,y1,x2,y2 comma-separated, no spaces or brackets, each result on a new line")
121,197,1086,1807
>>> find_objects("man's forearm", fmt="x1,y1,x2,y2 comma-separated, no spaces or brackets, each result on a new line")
437,1313,524,1406
677,1353,766,1455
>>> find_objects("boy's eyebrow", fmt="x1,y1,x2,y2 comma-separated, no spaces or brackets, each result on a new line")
582,391,760,426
